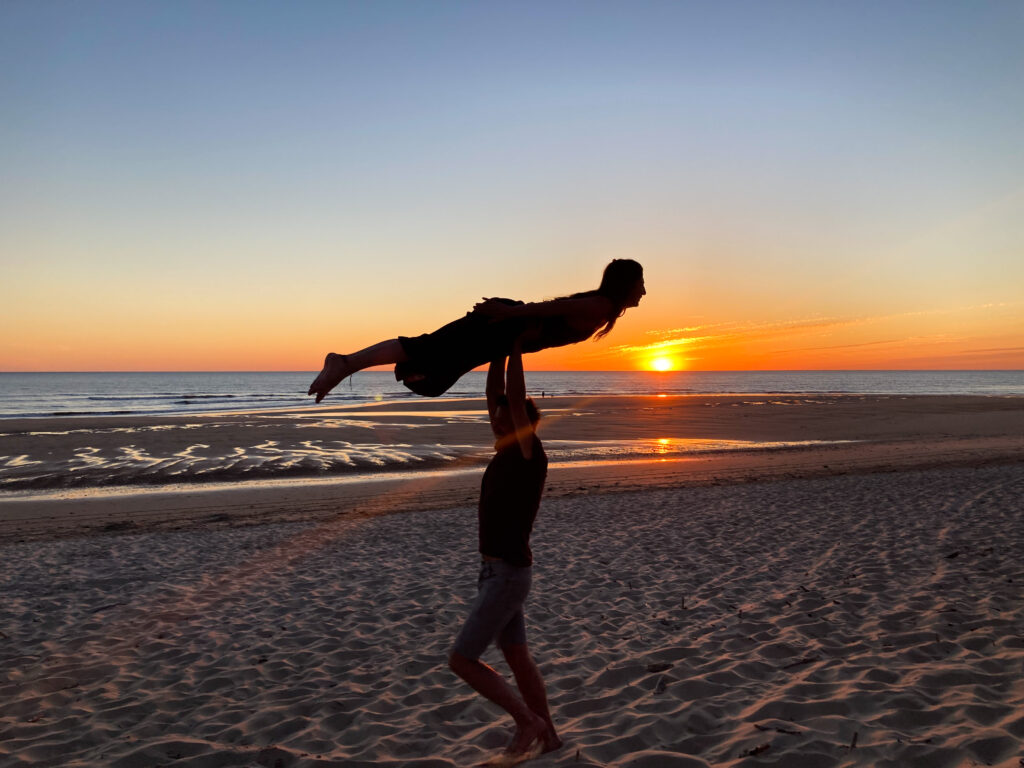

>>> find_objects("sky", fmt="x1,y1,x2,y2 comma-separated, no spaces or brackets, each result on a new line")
2,0,1022,372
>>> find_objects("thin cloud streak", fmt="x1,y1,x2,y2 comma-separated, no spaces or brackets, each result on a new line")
604,303,1019,360
606,316,851,357
774,334,966,354
963,346,1024,354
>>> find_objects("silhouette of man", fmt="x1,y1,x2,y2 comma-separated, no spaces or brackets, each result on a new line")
448,340,562,762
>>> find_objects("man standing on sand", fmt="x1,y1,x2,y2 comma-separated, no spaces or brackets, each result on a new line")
448,340,562,763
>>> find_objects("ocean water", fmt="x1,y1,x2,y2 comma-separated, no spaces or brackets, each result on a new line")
0,370,1022,419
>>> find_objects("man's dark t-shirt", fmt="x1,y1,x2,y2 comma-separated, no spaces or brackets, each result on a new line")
478,434,547,567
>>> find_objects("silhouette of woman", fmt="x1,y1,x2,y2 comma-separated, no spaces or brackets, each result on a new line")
307,259,645,400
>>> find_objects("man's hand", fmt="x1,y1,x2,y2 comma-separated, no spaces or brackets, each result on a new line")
472,298,515,318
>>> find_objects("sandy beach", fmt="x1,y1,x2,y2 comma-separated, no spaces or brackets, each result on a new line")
2,395,1024,766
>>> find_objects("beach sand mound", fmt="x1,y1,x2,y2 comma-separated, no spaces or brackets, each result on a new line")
2,464,1023,767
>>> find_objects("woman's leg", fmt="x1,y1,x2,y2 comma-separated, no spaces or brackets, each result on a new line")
307,339,408,402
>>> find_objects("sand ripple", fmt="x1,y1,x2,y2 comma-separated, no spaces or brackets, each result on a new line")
2,464,1023,766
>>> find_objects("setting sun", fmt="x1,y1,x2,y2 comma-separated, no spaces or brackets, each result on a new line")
648,357,677,372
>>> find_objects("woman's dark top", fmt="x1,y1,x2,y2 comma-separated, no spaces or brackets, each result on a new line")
478,434,547,567
395,298,596,397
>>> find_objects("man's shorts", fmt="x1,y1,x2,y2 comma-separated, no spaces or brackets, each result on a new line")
451,559,532,660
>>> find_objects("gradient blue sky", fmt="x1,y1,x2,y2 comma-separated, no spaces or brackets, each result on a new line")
2,1,1022,370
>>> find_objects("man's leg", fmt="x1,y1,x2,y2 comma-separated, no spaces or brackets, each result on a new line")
448,651,546,755
501,643,562,753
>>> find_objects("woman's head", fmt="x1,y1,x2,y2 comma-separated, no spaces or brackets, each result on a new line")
592,259,645,337
597,259,645,307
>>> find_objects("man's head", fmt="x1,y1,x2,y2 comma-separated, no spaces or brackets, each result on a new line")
492,395,541,439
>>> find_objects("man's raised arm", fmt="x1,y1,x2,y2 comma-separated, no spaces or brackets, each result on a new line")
505,341,534,459
486,356,507,422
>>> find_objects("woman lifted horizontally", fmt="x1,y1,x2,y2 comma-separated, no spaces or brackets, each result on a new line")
307,259,645,400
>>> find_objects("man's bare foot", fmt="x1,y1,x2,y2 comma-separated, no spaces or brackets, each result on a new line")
507,714,546,757
539,725,563,754
307,353,350,403
477,743,542,768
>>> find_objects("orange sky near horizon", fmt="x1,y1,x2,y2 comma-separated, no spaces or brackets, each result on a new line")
3,278,1021,372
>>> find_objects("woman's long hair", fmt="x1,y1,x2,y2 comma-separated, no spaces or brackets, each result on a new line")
566,259,644,339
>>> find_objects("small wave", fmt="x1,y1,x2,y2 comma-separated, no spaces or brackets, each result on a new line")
172,397,245,403
86,394,185,401
48,410,137,417
86,393,301,402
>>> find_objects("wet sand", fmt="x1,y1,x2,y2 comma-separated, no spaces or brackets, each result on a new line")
1,394,1023,541
0,394,1021,495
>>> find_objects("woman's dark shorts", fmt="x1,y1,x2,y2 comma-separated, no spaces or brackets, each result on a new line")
395,300,528,397
451,559,532,660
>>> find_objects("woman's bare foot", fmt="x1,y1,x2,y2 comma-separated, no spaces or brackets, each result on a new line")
307,353,350,403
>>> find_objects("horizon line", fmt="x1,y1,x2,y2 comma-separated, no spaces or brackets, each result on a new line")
1,369,1022,375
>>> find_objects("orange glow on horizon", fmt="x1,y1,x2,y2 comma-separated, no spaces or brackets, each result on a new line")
1,299,1021,372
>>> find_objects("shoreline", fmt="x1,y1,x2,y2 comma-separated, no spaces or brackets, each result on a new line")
2,393,1023,472
3,388,1024,419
